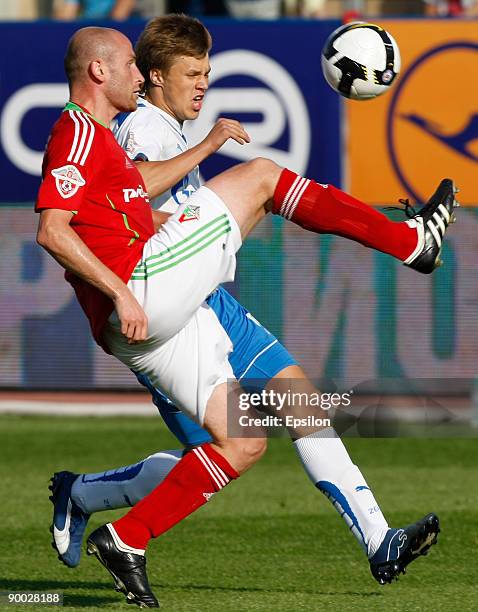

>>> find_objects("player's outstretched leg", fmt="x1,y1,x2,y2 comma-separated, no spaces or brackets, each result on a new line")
271,171,459,274
86,523,159,608
207,159,458,272
49,471,91,568
369,513,440,584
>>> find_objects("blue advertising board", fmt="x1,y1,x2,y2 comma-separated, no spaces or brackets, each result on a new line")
0,19,342,202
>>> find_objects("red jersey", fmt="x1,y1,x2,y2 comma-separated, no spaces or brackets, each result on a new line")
36,102,155,349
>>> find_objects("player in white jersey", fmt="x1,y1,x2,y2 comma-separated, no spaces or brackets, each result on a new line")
115,97,200,212
48,16,442,600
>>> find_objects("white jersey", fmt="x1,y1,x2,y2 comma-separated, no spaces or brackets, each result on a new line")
112,98,201,212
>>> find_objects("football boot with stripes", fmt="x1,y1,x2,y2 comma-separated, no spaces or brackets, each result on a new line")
87,524,159,608
49,471,90,568
393,178,459,274
369,513,440,585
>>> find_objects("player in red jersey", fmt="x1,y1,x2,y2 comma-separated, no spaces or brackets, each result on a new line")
38,100,154,347
37,26,453,608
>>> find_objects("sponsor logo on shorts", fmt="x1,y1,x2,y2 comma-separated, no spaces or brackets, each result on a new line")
51,164,85,199
179,204,200,223
203,492,215,501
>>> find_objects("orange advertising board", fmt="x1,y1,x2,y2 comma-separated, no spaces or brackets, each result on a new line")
347,20,478,206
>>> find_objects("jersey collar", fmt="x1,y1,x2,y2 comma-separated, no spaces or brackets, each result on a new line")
64,101,109,129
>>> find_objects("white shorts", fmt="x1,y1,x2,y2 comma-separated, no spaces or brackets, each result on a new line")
103,186,242,425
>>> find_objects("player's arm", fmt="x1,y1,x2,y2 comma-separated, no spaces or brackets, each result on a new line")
136,118,251,199
151,210,171,232
36,208,147,343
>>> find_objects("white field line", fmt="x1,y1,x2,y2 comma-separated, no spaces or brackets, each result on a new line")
0,400,156,416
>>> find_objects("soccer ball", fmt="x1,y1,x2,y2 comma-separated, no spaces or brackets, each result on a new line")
321,22,401,100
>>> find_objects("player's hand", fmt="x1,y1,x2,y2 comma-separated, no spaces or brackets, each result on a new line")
113,290,148,344
202,118,251,154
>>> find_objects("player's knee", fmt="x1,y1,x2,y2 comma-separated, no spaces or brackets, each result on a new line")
217,436,267,474
240,158,281,203
240,436,267,469
143,450,182,478
246,157,280,181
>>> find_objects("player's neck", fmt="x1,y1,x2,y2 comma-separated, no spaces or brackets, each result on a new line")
144,91,183,127
69,89,116,128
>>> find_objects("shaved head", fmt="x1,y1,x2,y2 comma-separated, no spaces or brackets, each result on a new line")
64,27,129,85
63,26,144,121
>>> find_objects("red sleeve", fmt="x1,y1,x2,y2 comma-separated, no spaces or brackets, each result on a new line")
35,111,96,214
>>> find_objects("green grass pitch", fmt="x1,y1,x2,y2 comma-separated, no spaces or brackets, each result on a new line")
0,415,476,611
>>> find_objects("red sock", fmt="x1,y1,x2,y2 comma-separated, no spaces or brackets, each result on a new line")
272,168,418,261
112,444,238,549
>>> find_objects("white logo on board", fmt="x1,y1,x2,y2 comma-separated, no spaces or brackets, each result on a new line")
1,54,311,177
1,83,69,176
185,50,311,175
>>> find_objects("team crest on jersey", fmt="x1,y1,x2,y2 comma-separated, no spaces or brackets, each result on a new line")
125,131,140,156
179,205,200,223
51,164,86,199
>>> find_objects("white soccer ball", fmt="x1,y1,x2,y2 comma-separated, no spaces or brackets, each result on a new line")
321,22,401,100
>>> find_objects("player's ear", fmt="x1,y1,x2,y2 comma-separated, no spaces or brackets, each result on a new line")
89,59,106,83
150,68,164,87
